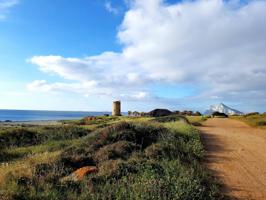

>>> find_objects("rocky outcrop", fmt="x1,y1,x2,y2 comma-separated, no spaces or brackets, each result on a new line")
60,166,98,182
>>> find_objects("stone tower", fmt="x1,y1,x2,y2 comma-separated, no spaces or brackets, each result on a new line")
112,101,121,116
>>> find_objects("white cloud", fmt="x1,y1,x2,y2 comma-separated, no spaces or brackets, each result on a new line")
104,1,119,14
27,80,108,96
120,91,151,101
28,0,266,111
0,0,18,20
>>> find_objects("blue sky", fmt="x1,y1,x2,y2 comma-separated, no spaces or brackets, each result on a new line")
0,0,124,111
0,0,122,80
0,0,266,112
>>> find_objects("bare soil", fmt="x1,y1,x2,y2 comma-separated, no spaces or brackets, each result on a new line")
200,118,266,200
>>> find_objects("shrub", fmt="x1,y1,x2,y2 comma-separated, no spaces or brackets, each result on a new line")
212,112,228,118
36,125,90,142
0,150,23,162
91,121,167,150
0,126,91,149
0,129,37,148
59,146,95,172
93,141,138,163
152,115,189,123
256,121,266,126
244,112,260,117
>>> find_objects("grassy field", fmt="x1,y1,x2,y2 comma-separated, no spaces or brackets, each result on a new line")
0,115,224,200
186,116,210,126
231,113,266,128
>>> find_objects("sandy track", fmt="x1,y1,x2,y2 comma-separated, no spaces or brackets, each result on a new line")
199,118,266,200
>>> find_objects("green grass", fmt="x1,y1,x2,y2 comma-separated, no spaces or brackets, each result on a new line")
186,116,209,126
231,113,266,128
0,116,224,200
0,138,83,163
0,125,91,149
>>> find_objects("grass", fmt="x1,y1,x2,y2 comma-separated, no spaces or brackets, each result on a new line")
0,151,61,188
0,139,83,163
186,116,209,126
231,113,266,128
0,116,224,200
0,125,91,149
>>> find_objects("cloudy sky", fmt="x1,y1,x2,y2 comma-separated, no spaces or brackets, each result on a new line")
0,0,265,112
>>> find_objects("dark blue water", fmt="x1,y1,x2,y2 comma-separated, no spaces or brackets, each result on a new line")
0,110,112,122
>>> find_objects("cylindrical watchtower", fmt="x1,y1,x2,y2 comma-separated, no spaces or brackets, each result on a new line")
112,101,121,116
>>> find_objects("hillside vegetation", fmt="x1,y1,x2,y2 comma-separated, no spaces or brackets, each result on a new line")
231,113,266,128
0,116,223,200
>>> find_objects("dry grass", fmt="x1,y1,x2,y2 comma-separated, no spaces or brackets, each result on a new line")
231,114,266,128
186,116,209,126
0,151,61,187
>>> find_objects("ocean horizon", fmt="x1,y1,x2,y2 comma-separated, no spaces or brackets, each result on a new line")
0,109,112,122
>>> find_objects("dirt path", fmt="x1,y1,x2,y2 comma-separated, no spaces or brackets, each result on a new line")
199,118,266,200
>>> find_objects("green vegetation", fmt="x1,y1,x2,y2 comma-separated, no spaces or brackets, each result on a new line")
0,116,224,200
186,116,210,126
0,125,91,148
231,113,266,128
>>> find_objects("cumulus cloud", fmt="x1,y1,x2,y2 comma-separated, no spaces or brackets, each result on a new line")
28,0,266,110
0,0,18,20
28,53,151,99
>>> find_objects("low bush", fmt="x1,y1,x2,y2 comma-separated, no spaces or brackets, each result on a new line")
256,121,266,126
152,115,189,123
244,112,260,117
36,125,91,142
231,114,266,128
93,141,138,163
0,126,90,149
0,150,23,162
0,129,38,148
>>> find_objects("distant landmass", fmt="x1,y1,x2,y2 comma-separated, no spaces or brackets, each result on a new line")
205,103,243,115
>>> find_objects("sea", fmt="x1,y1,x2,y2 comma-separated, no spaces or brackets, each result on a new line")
0,109,112,122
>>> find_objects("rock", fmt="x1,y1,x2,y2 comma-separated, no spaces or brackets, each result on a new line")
60,166,98,182
148,109,172,117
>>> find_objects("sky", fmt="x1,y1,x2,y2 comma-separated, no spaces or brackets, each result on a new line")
0,0,266,112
